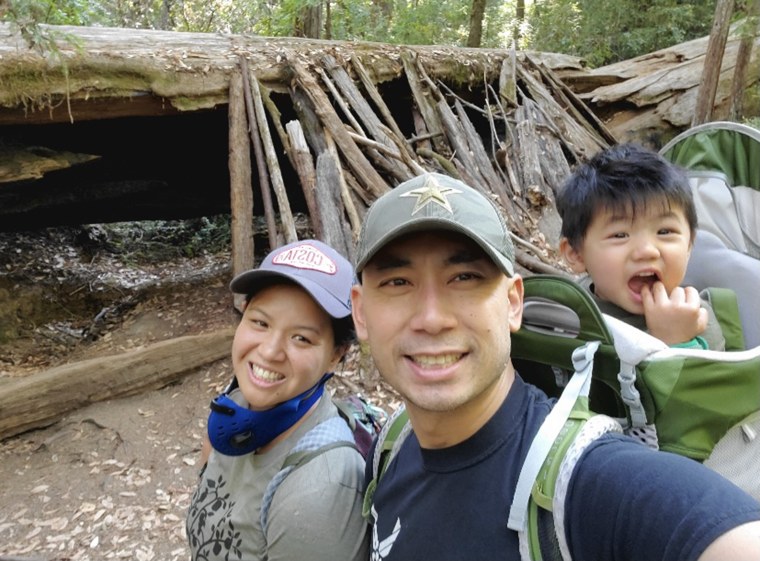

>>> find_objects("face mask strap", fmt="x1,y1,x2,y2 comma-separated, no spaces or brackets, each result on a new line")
207,373,334,456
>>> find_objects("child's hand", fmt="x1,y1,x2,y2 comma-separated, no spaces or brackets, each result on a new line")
641,282,708,345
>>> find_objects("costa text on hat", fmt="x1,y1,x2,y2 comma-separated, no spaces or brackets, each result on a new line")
354,173,515,276
230,239,353,318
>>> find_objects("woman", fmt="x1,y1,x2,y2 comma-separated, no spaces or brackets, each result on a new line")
186,239,369,561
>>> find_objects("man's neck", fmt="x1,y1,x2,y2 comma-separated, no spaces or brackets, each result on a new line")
405,367,515,449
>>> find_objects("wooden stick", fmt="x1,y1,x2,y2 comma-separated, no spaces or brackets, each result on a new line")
228,68,254,312
241,58,279,249
285,119,322,238
401,50,447,155
250,73,298,243
351,56,417,161
287,50,391,198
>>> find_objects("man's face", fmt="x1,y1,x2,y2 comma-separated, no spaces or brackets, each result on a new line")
351,231,523,417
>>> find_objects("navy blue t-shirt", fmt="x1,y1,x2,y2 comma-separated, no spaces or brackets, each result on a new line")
366,375,760,561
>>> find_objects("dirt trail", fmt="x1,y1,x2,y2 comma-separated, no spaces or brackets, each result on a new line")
0,228,395,561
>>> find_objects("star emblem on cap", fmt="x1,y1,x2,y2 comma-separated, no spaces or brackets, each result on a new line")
399,175,462,215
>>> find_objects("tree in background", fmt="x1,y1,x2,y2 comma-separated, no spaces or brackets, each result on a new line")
467,0,486,47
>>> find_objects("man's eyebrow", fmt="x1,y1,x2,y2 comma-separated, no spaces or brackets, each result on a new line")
368,253,410,272
368,245,488,271
446,247,487,265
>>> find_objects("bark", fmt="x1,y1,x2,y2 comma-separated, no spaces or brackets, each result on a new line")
242,61,280,249
295,5,322,39
0,23,583,125
693,0,735,125
228,70,254,312
0,329,234,440
315,150,352,260
575,17,760,144
731,1,760,119
250,74,298,243
467,0,487,48
286,119,322,238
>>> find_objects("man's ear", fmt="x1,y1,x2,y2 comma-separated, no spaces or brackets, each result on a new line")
507,275,524,333
350,285,368,342
559,238,587,274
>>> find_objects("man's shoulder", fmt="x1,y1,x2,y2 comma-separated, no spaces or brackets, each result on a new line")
572,432,749,496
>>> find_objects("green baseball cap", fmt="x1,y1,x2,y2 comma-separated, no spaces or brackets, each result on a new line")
355,173,515,276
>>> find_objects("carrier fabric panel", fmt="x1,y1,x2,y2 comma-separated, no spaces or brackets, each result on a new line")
513,276,629,418
661,122,760,189
640,350,760,460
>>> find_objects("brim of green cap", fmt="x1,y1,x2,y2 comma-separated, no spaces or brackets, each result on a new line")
355,216,514,276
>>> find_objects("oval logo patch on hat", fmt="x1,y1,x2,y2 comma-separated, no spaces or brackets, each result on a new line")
272,243,337,275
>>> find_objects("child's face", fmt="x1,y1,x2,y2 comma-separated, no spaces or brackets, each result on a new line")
560,202,693,315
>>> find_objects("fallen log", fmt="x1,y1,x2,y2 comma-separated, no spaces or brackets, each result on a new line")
0,329,234,441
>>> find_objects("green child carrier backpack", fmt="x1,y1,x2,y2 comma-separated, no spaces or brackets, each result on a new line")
364,275,760,561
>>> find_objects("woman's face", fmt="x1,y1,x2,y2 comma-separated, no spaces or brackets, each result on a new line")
231,283,342,410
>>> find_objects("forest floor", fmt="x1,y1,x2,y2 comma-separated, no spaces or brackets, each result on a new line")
0,225,398,561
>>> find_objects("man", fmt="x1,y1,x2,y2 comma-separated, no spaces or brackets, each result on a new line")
350,172,760,561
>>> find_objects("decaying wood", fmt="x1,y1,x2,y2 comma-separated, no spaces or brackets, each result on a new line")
730,2,760,119
289,54,391,199
250,74,298,243
401,51,448,156
0,329,234,440
315,149,353,260
227,70,254,312
286,119,322,238
350,56,416,163
0,23,587,125
321,54,413,182
242,59,279,248
0,146,99,183
499,47,518,107
573,18,760,143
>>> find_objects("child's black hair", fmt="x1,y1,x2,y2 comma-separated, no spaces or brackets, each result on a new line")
557,143,697,249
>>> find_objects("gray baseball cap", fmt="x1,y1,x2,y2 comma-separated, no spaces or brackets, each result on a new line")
355,173,515,276
230,239,353,318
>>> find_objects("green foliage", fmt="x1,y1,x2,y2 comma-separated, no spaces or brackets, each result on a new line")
1,0,107,27
525,0,718,67
1,0,89,55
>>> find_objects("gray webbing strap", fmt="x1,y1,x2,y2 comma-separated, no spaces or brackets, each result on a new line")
507,340,600,533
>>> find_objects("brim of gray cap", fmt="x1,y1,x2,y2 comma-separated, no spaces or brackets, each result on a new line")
229,269,351,318
356,216,514,276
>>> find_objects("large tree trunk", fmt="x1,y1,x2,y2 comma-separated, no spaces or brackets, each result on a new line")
693,0,735,125
731,0,760,119
467,0,486,48
295,5,322,39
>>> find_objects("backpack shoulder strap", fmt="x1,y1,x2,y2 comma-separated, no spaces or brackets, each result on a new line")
703,286,745,351
362,406,411,519
544,413,623,561
260,415,355,533
509,339,624,561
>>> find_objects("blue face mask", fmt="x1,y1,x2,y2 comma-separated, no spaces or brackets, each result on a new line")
207,372,333,456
